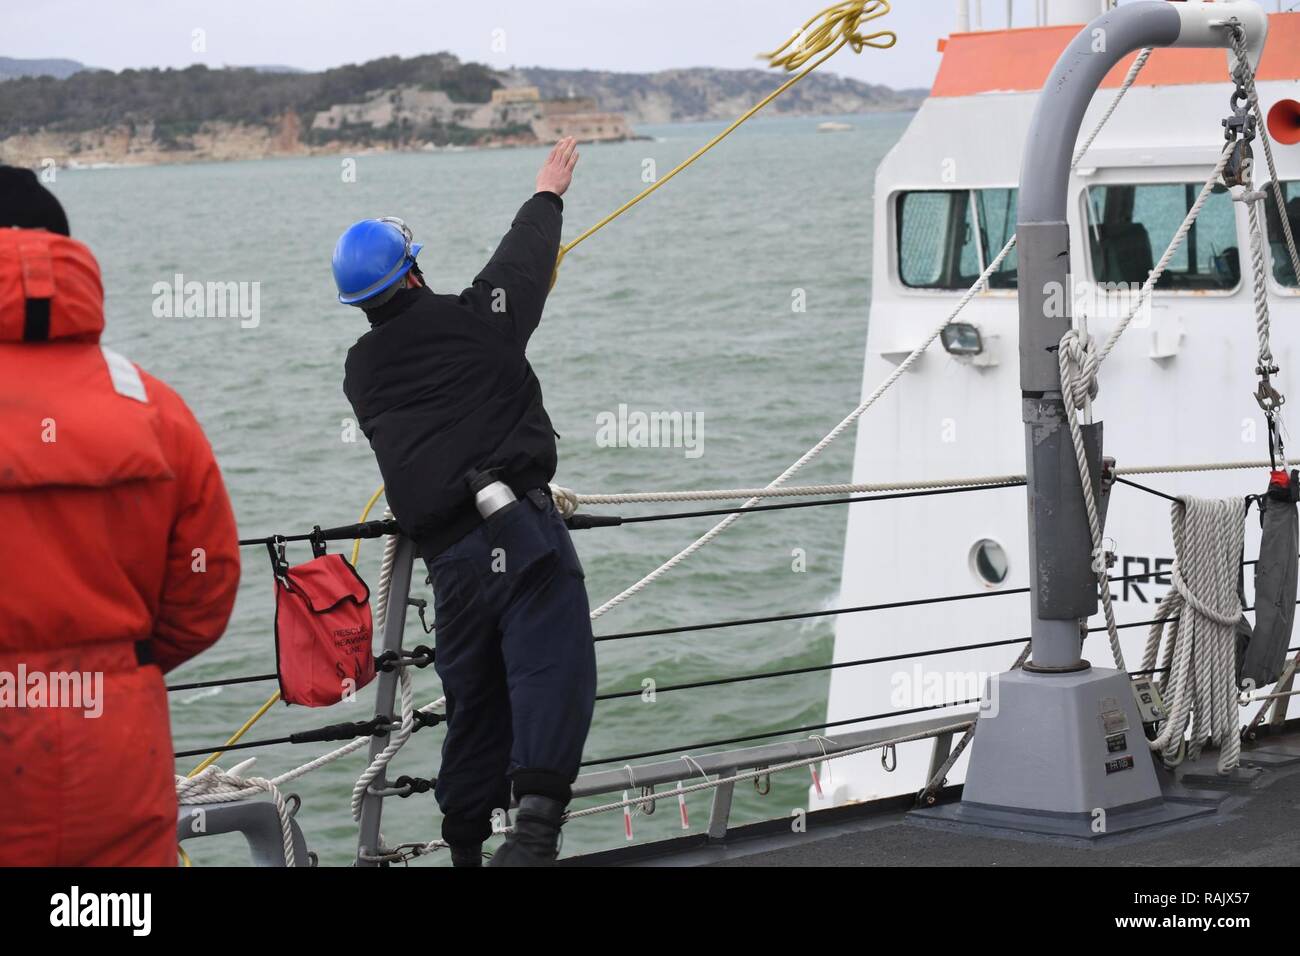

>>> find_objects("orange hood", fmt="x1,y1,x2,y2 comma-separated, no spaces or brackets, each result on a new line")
0,228,104,343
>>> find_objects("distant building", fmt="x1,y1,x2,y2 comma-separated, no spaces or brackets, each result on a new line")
532,106,631,143
490,87,542,104
311,84,633,145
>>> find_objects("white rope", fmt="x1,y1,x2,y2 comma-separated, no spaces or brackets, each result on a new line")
175,762,298,867
350,665,416,821
345,509,423,822
1240,188,1274,369
1059,143,1235,671
1072,47,1152,168
586,236,1018,621
1229,31,1300,286
1142,497,1245,774
1062,143,1235,409
371,508,399,630
1056,39,1274,771
564,45,1165,619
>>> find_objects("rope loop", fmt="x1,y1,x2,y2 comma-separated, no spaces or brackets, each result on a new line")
549,483,580,519
1170,565,1243,629
763,0,896,73
1058,328,1100,411
176,764,298,867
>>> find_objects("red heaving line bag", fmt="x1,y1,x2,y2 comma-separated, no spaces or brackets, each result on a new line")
272,551,376,707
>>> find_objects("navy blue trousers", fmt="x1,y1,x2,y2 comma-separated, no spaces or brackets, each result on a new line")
424,491,597,847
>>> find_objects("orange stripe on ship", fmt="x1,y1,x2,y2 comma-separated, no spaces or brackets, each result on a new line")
931,12,1300,98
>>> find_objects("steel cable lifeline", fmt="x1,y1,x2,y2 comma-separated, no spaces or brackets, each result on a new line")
168,553,1202,703
550,457,1300,511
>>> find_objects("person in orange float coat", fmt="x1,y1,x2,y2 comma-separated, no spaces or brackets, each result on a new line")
0,167,240,866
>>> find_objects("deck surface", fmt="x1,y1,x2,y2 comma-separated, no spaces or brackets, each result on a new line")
577,729,1300,867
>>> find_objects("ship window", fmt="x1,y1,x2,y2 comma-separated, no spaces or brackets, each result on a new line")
1264,180,1299,288
896,189,1019,289
1085,183,1239,291
969,539,1009,588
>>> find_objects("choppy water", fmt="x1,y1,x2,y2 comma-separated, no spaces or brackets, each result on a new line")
46,111,910,864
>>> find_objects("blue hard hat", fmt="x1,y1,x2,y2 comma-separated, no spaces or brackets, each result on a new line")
332,217,425,306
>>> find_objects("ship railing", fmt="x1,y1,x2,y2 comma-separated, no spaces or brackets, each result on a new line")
170,463,1300,865
569,712,973,844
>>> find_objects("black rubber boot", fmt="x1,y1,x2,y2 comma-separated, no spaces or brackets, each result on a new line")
487,795,565,867
449,843,483,868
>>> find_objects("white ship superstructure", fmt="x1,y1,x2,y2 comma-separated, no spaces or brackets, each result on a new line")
817,3,1300,808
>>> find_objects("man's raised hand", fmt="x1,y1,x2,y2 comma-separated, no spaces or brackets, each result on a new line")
536,136,579,198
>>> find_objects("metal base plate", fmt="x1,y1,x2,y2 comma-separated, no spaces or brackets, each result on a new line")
909,794,1213,842
1178,765,1264,788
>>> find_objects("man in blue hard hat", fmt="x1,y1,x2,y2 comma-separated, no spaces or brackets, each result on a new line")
335,137,595,867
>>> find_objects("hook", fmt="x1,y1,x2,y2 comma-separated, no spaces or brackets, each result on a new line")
881,744,897,773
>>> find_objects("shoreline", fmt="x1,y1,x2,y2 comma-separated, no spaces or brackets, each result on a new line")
4,108,917,173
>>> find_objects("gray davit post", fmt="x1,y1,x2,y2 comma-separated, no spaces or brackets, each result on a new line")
916,1,1268,839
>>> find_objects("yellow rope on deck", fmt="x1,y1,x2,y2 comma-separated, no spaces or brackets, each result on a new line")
551,0,896,285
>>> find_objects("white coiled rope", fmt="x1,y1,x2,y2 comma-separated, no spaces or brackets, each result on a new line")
1142,497,1245,774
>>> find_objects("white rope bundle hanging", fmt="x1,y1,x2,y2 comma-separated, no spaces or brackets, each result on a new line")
1142,497,1246,774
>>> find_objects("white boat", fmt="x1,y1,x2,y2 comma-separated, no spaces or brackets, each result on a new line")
815,0,1300,812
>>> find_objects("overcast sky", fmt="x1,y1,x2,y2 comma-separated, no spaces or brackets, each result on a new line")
17,1,1280,91
2,0,1034,91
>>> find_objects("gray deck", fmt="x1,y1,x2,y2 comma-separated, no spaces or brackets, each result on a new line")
570,728,1300,867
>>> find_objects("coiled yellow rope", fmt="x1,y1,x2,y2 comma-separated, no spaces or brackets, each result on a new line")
551,0,896,284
